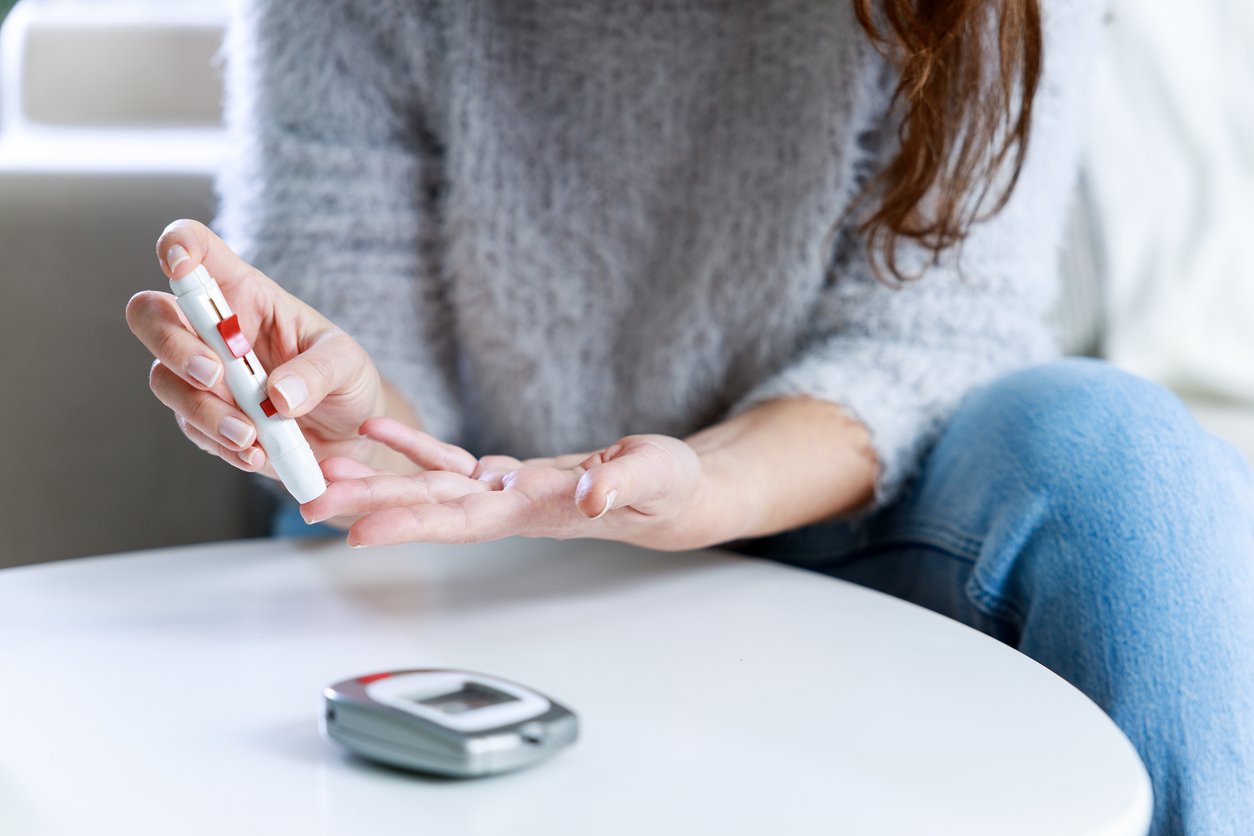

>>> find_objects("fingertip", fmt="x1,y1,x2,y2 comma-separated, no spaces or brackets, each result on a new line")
156,219,208,279
348,507,414,548
124,288,174,332
185,354,222,390
574,469,597,502
346,517,375,549
358,415,396,437
165,244,192,276
123,290,149,325
270,374,309,416
298,502,318,526
593,489,618,520
302,492,341,527
575,471,616,519
237,445,266,471
320,455,381,481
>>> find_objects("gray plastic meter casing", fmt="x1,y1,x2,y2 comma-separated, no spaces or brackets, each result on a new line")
323,669,579,777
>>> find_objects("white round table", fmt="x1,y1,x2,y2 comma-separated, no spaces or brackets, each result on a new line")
0,537,1152,835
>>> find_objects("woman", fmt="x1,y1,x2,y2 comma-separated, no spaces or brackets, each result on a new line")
126,2,1254,832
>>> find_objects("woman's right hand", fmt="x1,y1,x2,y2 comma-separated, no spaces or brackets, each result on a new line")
125,219,397,480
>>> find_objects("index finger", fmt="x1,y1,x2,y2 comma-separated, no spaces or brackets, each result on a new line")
360,417,479,476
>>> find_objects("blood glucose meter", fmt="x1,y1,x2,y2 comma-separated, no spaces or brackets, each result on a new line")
322,669,578,777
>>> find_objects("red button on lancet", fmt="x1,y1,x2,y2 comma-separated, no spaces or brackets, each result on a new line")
216,314,251,359
259,398,278,418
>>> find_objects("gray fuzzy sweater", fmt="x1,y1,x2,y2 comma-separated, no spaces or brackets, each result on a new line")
217,0,1101,508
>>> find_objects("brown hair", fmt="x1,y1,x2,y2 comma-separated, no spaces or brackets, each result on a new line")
851,0,1043,282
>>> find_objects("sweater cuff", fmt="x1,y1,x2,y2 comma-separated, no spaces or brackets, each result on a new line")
728,337,1054,510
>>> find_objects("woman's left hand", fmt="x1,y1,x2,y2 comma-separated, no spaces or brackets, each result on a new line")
301,418,717,550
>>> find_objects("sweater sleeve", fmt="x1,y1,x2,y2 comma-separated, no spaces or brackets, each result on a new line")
214,0,462,444
730,0,1105,508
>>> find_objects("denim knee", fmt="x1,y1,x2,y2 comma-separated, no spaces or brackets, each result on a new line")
950,359,1252,611
969,358,1242,513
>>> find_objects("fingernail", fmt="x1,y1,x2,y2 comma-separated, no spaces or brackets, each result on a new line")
186,355,221,387
274,376,308,411
239,447,258,466
592,489,617,520
166,244,190,272
349,542,367,550
219,415,255,448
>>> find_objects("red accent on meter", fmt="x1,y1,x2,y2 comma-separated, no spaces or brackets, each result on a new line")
358,672,393,685
216,314,251,359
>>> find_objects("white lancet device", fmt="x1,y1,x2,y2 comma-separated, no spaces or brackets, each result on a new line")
169,265,326,504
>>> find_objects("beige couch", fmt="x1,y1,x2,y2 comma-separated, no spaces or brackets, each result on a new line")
1,0,1249,570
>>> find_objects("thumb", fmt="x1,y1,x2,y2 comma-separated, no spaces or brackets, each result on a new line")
156,219,271,297
266,328,372,418
574,438,688,519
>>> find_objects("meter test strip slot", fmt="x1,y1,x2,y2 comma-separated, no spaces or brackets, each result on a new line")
169,265,326,504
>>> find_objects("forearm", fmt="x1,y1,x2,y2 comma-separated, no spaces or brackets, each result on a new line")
684,397,879,545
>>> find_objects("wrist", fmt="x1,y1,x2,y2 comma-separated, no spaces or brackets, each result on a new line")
664,445,760,550
679,398,879,546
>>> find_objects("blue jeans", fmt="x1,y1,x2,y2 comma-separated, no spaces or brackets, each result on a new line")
730,359,1254,836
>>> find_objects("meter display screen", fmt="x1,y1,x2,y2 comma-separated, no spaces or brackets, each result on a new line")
415,682,519,715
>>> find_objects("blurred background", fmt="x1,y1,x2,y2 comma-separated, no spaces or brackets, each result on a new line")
0,0,1250,569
